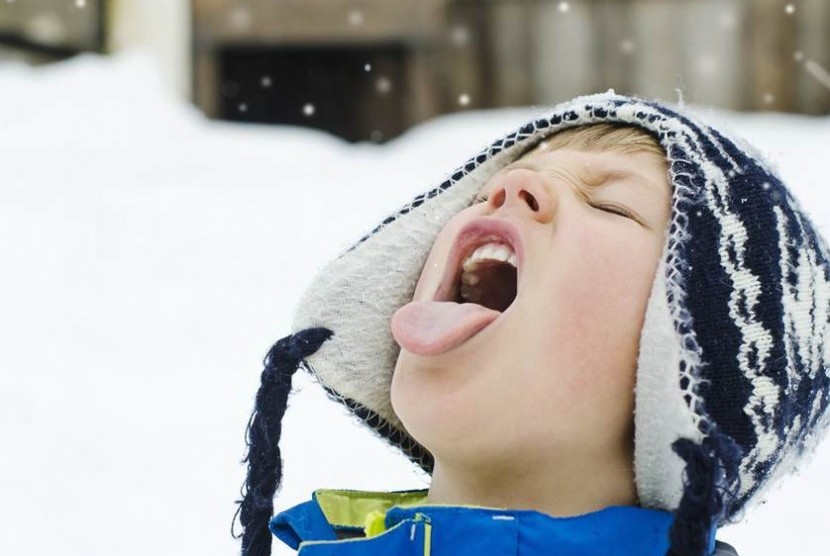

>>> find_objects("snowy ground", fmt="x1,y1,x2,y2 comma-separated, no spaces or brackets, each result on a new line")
1,51,829,555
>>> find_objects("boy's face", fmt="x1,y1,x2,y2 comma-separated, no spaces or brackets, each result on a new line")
391,144,672,477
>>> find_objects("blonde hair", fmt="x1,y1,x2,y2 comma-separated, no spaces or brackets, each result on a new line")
518,123,666,159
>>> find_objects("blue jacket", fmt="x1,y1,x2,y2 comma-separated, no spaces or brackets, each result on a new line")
270,489,739,555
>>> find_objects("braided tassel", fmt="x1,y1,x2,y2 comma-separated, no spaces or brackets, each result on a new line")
232,327,333,556
666,434,741,556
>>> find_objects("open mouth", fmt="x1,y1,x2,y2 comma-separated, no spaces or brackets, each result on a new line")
435,217,524,314
454,244,518,313
394,219,524,357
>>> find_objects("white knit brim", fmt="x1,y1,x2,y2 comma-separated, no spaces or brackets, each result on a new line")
291,90,710,513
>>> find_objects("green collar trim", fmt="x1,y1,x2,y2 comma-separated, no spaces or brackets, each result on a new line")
312,488,429,528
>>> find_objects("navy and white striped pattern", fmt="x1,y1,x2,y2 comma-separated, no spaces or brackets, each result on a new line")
290,91,830,524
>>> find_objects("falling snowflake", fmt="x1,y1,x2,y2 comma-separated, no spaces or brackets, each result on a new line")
804,59,830,92
719,12,738,30
763,93,775,105
229,6,252,30
364,63,372,72
558,2,570,13
238,103,248,113
303,103,315,116
794,51,805,62
75,0,86,7
261,76,272,88
784,4,795,15
620,39,634,54
458,93,470,106
375,77,392,94
450,25,470,46
695,55,719,76
348,10,364,26
370,130,383,142
762,182,771,191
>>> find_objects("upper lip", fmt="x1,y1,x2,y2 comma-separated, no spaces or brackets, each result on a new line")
433,217,525,303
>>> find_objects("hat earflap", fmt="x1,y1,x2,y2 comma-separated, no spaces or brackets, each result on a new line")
666,433,743,556
232,327,333,556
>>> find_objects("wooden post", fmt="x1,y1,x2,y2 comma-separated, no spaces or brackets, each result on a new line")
794,0,830,114
745,0,798,111
530,0,599,104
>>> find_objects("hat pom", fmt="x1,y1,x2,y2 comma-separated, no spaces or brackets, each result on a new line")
667,433,743,556
232,327,333,556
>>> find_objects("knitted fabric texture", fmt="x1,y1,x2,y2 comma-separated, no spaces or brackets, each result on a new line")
240,91,830,553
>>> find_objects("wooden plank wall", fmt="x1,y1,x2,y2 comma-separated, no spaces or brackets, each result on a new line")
0,0,106,62
449,0,830,114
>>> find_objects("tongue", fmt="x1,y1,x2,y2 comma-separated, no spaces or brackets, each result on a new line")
391,300,501,356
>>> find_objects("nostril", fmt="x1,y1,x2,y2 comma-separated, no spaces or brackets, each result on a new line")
491,189,506,208
520,191,539,211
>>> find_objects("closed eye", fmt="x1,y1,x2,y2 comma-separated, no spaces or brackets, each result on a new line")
591,203,634,219
473,193,635,221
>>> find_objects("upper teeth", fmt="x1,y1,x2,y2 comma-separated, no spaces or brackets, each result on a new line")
462,242,517,272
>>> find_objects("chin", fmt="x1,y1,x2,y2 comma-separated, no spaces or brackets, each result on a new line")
392,370,502,459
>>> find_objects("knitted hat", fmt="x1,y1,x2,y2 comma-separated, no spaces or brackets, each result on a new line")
233,91,830,556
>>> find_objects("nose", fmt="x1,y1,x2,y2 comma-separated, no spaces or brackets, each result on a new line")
486,168,554,224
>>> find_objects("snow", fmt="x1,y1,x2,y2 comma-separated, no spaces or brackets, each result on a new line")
0,50,828,555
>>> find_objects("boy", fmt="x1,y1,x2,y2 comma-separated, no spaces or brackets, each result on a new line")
234,91,830,556
390,123,670,518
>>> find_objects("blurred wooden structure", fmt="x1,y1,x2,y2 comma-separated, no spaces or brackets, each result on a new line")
192,0,448,142
0,0,106,64
191,0,830,142
1,0,827,141
450,0,830,114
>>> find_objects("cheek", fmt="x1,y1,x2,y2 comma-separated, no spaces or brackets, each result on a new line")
411,210,474,300
567,228,661,314
531,228,662,390
411,251,441,301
